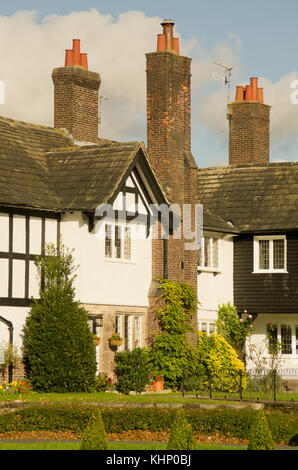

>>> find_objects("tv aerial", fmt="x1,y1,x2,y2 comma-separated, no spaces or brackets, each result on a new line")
212,61,233,104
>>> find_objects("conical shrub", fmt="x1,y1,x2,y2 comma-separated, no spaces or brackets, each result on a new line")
167,408,196,450
80,411,108,450
247,410,275,450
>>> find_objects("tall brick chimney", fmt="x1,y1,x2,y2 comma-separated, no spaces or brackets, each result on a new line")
227,77,271,165
146,20,198,346
52,39,101,143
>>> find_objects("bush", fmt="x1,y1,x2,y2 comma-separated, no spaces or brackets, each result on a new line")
150,279,198,389
167,408,196,450
183,363,208,394
247,410,275,450
246,371,282,395
197,331,246,393
114,348,151,394
22,241,97,392
80,411,108,450
0,405,296,445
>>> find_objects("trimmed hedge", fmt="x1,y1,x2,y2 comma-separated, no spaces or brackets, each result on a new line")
0,405,297,444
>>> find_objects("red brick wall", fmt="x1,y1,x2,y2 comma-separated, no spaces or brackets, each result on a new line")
228,101,271,165
52,66,101,143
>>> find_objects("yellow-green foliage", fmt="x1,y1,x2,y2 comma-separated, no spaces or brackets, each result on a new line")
80,411,108,450
197,331,247,392
167,408,197,450
247,410,275,450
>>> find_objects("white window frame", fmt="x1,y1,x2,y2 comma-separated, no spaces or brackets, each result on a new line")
198,235,220,273
266,322,298,358
104,222,133,262
253,235,287,274
198,321,216,335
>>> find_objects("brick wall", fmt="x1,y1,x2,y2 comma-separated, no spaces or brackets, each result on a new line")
52,66,101,143
228,101,271,165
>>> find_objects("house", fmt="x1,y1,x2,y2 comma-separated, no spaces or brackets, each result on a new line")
198,78,298,383
0,19,297,387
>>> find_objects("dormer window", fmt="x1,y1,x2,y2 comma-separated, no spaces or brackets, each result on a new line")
253,235,287,273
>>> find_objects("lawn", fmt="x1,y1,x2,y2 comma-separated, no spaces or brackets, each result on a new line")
0,440,247,451
0,390,297,404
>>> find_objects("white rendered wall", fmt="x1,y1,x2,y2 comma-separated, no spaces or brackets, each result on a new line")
197,235,234,327
60,212,152,308
0,306,29,352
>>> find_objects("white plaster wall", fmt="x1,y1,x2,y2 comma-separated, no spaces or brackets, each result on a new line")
246,313,298,376
197,235,234,326
0,306,29,353
60,212,152,308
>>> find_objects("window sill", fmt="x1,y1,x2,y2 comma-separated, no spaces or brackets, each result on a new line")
104,258,136,265
252,270,288,274
198,267,221,276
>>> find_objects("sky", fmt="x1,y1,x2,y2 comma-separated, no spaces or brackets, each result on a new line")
1,1,298,167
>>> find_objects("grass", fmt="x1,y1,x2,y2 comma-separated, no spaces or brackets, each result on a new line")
0,440,246,451
0,390,297,404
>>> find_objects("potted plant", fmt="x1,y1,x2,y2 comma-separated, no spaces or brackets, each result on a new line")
108,333,123,348
152,375,164,392
93,334,100,346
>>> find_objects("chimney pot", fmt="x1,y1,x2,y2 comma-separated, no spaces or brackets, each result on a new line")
161,19,175,51
72,39,81,65
173,37,180,55
258,87,264,104
235,85,244,101
80,53,88,70
65,49,73,66
250,77,258,101
157,34,166,51
245,85,253,101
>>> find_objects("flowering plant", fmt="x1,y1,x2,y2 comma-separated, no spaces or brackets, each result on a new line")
109,333,122,342
0,380,32,395
94,374,112,392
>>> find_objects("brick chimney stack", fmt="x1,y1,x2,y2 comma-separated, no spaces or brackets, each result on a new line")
52,39,101,143
227,77,271,165
146,20,198,347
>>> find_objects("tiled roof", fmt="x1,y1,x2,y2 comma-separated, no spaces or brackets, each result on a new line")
198,162,298,232
47,141,146,211
0,116,72,211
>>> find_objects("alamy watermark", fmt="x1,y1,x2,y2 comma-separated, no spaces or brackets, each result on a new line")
94,203,203,251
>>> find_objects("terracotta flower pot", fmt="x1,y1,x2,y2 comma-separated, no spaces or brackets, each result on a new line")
109,339,123,347
153,380,164,392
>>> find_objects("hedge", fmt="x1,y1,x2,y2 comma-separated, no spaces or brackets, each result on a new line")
0,405,297,444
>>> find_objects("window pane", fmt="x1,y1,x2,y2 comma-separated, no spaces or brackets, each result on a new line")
105,224,112,258
281,324,292,354
209,323,216,334
124,315,132,351
114,225,121,259
201,322,207,333
204,238,211,267
273,239,285,269
212,239,219,268
124,226,131,260
259,240,269,269
134,317,141,348
267,324,278,354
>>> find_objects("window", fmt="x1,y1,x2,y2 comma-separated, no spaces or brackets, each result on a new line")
115,314,143,351
124,315,132,351
254,236,287,273
198,321,216,335
134,317,141,348
198,236,219,271
281,324,292,355
105,224,132,261
267,323,278,354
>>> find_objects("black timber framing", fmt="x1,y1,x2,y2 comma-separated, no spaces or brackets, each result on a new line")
0,207,60,307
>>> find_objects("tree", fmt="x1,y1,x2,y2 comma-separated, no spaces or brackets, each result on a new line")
216,302,253,360
150,279,198,389
167,408,196,450
22,240,96,392
247,410,275,450
80,411,108,450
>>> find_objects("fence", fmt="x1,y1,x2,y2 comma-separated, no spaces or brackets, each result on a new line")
180,367,298,402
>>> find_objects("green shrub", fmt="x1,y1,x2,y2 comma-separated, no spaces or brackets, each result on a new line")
80,411,108,450
197,331,246,393
22,241,96,392
114,348,151,394
0,405,296,445
150,279,198,389
167,408,196,450
183,363,208,394
247,410,275,450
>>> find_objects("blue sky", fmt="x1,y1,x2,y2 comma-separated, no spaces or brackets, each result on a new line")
1,1,298,166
